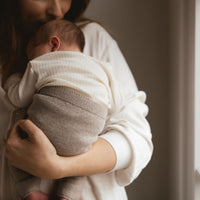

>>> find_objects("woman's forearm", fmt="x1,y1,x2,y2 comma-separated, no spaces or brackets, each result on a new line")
5,120,116,179
57,138,117,178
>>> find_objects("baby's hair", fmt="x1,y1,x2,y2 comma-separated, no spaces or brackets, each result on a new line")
31,19,85,52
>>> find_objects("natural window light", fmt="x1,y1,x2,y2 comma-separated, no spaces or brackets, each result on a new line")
195,0,200,199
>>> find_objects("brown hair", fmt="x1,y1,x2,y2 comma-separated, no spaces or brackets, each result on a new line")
0,0,90,83
32,19,85,52
64,0,90,22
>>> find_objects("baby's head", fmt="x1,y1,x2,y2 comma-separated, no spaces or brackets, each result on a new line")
26,19,85,60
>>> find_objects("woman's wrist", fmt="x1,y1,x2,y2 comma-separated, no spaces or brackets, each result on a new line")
57,138,117,179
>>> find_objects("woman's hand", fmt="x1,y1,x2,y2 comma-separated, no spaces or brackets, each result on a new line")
5,119,117,180
5,119,63,179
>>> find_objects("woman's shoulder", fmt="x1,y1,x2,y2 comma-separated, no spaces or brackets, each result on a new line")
80,21,105,31
79,21,115,43
79,21,116,59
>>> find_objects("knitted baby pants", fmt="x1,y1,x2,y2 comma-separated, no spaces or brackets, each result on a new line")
10,86,108,200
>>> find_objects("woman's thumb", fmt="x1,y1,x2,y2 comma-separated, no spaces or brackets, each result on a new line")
17,119,42,142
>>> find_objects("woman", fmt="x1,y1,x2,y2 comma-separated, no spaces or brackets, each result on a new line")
0,0,153,199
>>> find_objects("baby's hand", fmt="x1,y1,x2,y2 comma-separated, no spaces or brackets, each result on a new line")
24,191,50,200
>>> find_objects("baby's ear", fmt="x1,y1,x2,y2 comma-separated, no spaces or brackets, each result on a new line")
49,36,61,51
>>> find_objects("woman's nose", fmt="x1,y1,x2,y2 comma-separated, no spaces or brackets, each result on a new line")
46,0,64,19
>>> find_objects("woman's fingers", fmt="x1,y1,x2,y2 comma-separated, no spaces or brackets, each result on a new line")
12,119,51,148
17,120,56,153
17,119,44,142
4,119,61,179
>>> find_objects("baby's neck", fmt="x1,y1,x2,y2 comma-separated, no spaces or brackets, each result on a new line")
59,44,81,52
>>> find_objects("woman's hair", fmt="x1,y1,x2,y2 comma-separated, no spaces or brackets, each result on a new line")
64,0,90,22
0,0,90,83
32,19,85,52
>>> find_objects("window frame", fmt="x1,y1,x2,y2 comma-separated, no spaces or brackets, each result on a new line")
169,0,196,199
195,0,200,199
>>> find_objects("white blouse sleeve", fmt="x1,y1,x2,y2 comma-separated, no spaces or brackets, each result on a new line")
82,22,153,186
4,63,37,108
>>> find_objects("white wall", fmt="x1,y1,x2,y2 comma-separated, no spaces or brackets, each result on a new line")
85,1,170,199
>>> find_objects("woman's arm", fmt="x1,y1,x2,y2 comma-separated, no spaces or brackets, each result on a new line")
82,22,153,185
5,119,117,179
5,22,153,186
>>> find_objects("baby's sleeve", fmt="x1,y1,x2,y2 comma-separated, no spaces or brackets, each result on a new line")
4,63,37,108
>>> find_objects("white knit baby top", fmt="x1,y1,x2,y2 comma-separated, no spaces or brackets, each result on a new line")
4,51,122,109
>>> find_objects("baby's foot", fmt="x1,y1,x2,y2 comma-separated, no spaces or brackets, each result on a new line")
25,191,50,200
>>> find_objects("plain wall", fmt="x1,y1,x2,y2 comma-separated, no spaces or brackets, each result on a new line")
84,0,170,200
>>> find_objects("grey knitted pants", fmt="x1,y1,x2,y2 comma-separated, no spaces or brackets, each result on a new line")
10,86,108,200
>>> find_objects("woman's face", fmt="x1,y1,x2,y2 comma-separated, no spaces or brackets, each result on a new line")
19,0,72,34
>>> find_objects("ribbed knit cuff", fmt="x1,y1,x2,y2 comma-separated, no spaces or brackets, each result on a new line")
100,131,131,172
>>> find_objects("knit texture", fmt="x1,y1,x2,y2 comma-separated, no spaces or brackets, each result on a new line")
11,86,108,199
30,51,113,108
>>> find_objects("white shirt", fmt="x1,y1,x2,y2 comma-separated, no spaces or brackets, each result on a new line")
0,22,153,200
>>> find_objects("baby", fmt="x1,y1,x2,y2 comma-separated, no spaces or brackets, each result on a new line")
4,19,122,200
